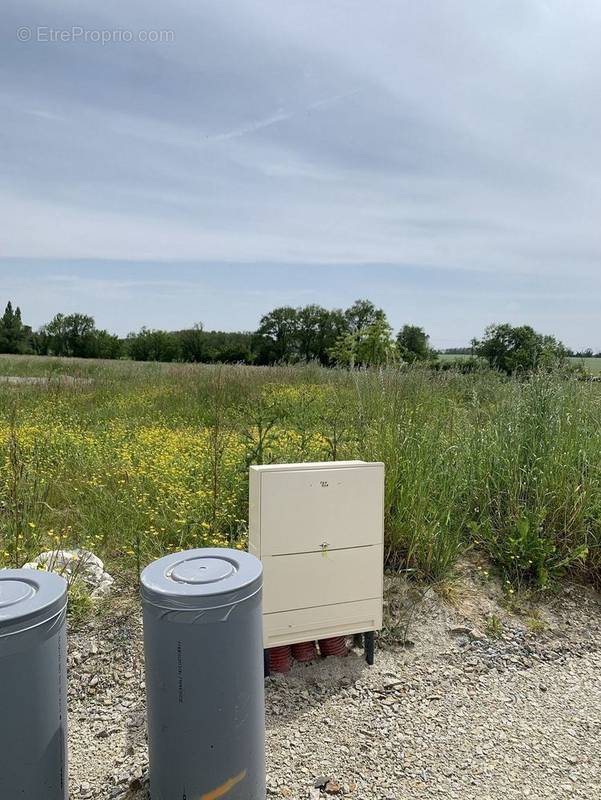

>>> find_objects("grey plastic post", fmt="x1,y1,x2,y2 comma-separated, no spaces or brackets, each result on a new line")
141,548,265,800
0,568,68,799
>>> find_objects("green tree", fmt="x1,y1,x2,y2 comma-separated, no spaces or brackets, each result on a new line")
187,329,254,363
30,329,50,356
296,304,326,361
126,328,181,362
34,315,120,359
330,312,397,367
344,299,383,333
397,325,433,363
253,300,389,365
0,302,31,354
357,314,398,366
295,305,346,364
40,313,99,357
328,330,358,367
472,323,567,374
93,330,123,359
180,323,205,362
255,307,299,363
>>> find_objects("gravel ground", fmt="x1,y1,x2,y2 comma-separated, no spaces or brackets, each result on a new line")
67,572,601,800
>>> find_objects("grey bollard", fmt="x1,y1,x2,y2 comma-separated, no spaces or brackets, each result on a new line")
141,548,265,800
0,568,68,799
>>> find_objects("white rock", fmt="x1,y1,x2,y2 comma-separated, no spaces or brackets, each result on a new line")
22,549,114,598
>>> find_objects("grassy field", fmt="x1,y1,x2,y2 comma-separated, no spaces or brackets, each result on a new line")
1,355,601,591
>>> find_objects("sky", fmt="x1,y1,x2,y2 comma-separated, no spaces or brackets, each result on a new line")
1,1,600,349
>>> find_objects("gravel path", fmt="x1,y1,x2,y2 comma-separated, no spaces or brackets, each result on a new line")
67,577,601,800
266,646,601,799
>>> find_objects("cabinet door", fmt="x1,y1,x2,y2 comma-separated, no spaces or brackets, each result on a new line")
259,465,384,555
261,544,383,614
263,598,383,647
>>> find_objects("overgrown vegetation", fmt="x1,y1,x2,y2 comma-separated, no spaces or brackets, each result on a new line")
0,357,600,592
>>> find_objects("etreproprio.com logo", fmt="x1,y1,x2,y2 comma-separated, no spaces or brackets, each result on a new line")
16,26,175,44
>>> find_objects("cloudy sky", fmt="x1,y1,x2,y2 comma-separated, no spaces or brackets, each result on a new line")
1,1,600,348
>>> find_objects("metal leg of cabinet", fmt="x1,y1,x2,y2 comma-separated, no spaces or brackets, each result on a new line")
364,631,375,665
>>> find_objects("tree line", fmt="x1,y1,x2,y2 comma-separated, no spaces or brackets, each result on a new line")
0,298,590,375
0,299,435,366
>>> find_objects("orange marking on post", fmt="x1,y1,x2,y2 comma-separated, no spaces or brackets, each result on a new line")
200,770,247,800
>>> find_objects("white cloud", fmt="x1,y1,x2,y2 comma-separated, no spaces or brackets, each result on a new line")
1,0,601,343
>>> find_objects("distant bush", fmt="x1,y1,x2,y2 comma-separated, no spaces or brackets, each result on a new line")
434,357,483,373
472,323,567,374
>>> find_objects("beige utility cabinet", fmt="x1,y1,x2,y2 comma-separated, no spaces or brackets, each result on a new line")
249,460,384,661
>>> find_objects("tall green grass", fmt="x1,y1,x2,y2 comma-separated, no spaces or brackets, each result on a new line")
0,356,600,589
